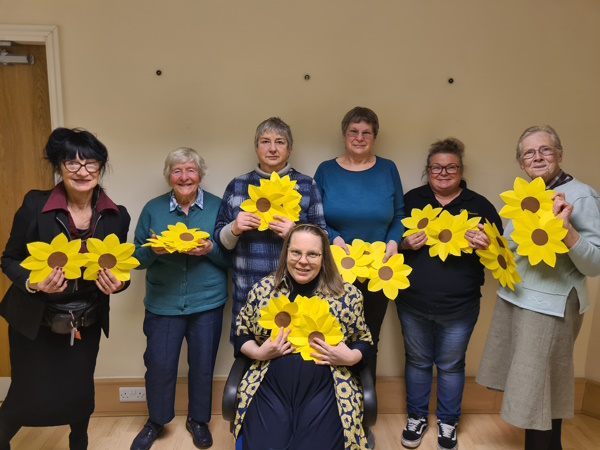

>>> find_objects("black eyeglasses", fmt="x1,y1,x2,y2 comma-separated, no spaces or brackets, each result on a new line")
63,160,102,173
428,164,460,174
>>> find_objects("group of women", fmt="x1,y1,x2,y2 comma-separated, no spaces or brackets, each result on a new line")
0,110,598,450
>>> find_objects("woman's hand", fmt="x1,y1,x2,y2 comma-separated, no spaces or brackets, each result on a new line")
465,223,491,250
382,240,398,263
253,327,295,361
333,236,349,254
30,267,68,293
95,269,125,295
269,216,296,239
150,234,169,255
184,239,213,256
552,192,579,248
400,231,427,251
311,339,362,366
232,212,261,235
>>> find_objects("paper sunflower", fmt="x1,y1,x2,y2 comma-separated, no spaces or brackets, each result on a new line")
511,211,568,267
143,222,209,253
499,177,555,220
427,210,480,261
476,220,521,290
20,233,88,283
402,204,442,239
357,240,387,283
331,241,373,283
367,253,412,300
288,312,344,362
258,295,300,340
240,172,302,231
83,234,140,281
294,295,331,325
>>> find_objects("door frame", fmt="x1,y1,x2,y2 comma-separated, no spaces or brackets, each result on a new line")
0,24,64,399
0,24,64,128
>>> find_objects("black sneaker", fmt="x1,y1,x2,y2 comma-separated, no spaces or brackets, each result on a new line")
130,419,163,450
401,413,429,448
186,418,213,449
437,419,458,450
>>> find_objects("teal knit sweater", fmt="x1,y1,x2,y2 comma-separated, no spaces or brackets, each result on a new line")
133,190,231,315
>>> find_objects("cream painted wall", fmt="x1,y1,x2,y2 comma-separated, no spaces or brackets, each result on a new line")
1,0,599,381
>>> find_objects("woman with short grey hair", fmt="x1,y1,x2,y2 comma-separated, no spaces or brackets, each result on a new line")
131,148,231,450
214,117,327,341
477,125,600,449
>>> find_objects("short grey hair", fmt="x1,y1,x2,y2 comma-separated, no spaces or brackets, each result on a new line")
163,147,207,182
516,125,563,161
254,117,293,150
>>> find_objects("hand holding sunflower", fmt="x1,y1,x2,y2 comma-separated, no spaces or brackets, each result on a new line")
240,172,302,231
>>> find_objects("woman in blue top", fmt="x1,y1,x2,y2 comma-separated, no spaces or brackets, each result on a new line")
131,148,231,450
314,107,405,390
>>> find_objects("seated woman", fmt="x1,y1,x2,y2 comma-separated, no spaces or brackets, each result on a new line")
233,224,373,450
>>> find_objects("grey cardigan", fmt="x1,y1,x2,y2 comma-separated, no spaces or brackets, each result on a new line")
498,178,600,317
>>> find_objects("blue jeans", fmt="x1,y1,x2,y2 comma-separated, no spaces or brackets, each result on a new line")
395,301,479,422
143,307,223,425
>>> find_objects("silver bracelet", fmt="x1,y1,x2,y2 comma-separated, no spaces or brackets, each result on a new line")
25,277,38,294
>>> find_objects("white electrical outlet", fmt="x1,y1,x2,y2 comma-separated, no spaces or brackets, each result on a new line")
119,387,146,402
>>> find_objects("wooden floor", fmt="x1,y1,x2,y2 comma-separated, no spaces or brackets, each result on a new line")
8,413,600,449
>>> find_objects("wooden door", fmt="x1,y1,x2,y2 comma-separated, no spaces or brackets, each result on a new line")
0,43,54,376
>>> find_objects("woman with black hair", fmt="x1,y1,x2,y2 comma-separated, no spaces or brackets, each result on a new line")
0,128,130,449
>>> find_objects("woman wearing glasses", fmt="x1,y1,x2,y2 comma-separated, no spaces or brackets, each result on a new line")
477,126,600,450
314,107,405,398
396,138,501,450
0,128,130,449
233,224,372,450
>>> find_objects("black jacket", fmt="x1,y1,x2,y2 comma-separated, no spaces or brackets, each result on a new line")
0,188,130,340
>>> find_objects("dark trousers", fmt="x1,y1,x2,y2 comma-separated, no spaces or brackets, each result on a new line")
355,279,389,385
525,419,563,450
143,307,223,425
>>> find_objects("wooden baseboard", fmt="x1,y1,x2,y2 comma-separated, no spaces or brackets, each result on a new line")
92,376,587,417
582,379,600,419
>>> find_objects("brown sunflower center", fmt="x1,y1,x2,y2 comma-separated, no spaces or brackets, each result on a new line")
308,331,325,346
179,232,195,241
496,236,505,248
417,218,429,229
341,257,355,269
439,229,453,243
378,266,394,281
98,253,117,269
274,311,291,328
497,254,508,270
531,229,549,246
521,196,540,213
47,251,68,268
256,197,271,212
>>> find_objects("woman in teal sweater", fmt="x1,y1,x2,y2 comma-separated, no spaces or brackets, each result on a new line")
131,148,231,450
314,107,405,396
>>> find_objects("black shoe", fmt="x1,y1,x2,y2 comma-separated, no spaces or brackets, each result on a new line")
401,413,429,448
130,419,163,450
437,419,458,450
186,418,213,449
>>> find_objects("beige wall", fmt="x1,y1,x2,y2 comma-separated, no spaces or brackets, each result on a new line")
1,0,599,381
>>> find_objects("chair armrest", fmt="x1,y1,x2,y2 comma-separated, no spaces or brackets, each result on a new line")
222,354,252,422
360,365,377,429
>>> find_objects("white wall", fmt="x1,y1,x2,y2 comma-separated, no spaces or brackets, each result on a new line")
1,0,599,380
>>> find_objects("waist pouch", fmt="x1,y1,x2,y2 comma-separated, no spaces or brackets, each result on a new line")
42,300,99,334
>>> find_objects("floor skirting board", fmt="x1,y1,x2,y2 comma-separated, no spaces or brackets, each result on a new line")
92,376,596,418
